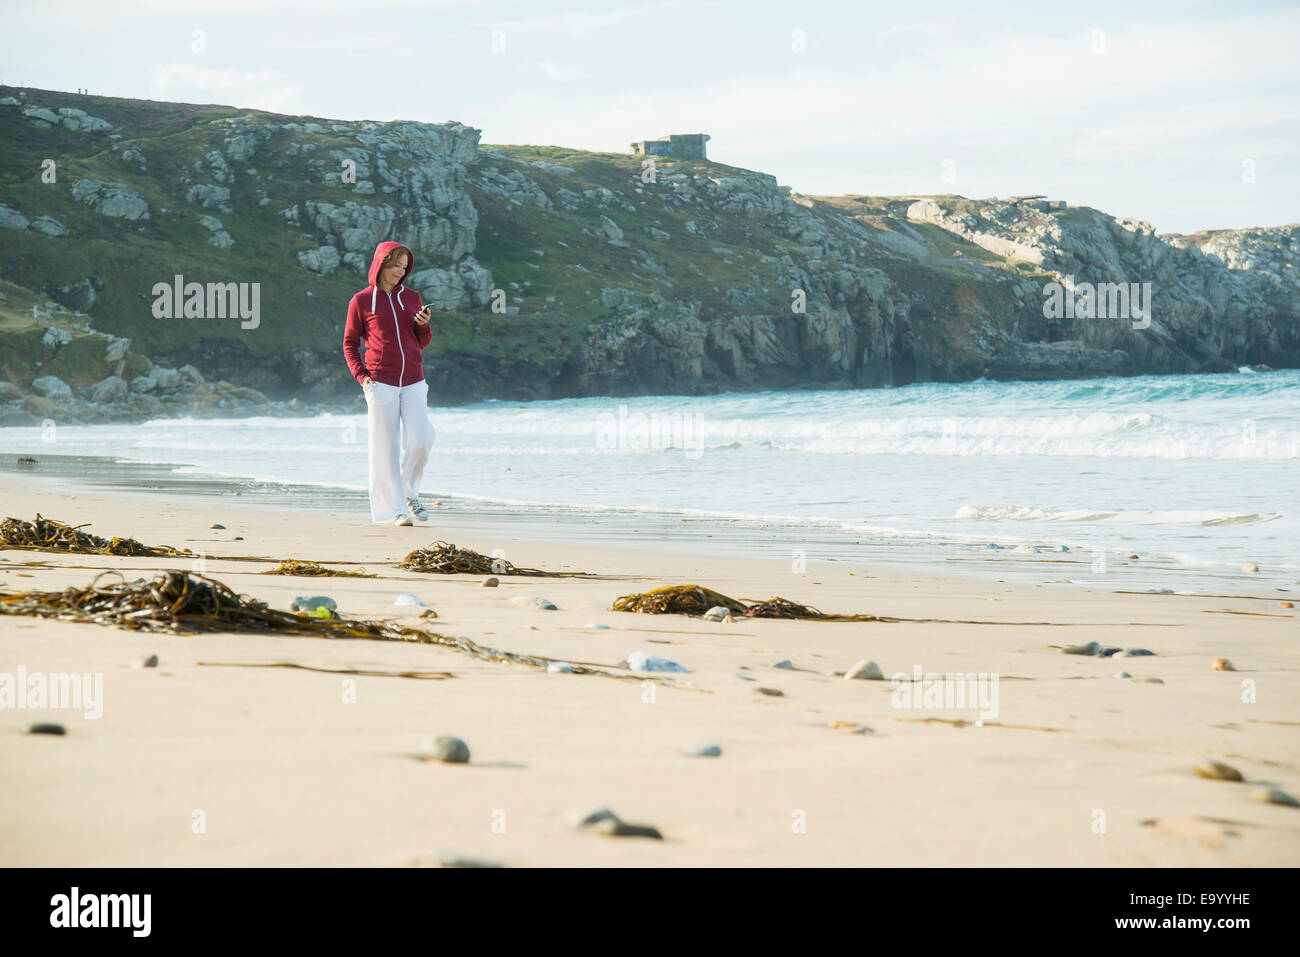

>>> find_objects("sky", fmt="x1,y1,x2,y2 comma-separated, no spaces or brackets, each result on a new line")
2,0,1297,234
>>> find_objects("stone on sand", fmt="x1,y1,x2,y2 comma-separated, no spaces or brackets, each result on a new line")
1249,787,1299,808
1195,761,1243,782
845,659,883,680
1062,642,1100,656
426,736,470,764
624,652,688,673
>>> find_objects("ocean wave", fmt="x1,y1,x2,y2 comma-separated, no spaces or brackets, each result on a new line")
953,505,1278,526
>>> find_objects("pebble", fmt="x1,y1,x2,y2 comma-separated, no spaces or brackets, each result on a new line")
827,720,871,734
568,807,664,839
291,595,337,613
1279,601,1294,609
1211,658,1235,671
734,673,755,681
844,659,884,680
1062,641,1101,656
1195,761,1243,782
772,659,795,670
210,523,226,529
437,852,501,868
234,536,244,541
26,722,66,735
567,807,618,828
756,687,784,696
1138,677,1164,684
1249,787,1300,808
394,593,426,607
624,652,688,673
1127,554,1139,560
1112,671,1131,679
1097,647,1122,657
1121,648,1155,657
688,745,722,758
593,817,663,839
481,577,499,588
584,622,611,629
131,654,160,669
510,596,557,610
426,736,470,764
702,606,730,621
547,662,574,673
419,608,438,619
1242,563,1259,573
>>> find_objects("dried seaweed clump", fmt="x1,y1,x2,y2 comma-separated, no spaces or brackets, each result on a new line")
261,560,376,578
0,514,190,558
611,586,894,621
398,541,587,577
0,571,632,679
0,570,429,640
742,597,892,622
611,585,748,616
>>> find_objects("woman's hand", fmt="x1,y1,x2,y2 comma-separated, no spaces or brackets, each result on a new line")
414,304,431,326
360,376,374,388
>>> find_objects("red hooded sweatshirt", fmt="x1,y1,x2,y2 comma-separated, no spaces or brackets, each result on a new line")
343,241,432,387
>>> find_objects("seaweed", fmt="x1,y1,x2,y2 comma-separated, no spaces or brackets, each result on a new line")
0,514,190,558
610,585,1126,625
261,560,376,578
0,570,420,640
611,584,748,616
0,571,635,679
741,597,893,622
398,541,589,577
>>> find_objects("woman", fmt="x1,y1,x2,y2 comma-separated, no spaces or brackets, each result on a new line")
343,240,437,526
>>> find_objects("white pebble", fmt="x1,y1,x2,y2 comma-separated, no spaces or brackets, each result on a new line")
845,659,884,681
625,652,688,673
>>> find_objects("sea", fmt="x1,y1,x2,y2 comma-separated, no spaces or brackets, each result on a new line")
2,370,1297,593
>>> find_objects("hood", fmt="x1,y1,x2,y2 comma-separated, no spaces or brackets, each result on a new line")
368,241,414,290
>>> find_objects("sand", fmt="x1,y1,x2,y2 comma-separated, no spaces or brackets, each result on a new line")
1,471,1297,867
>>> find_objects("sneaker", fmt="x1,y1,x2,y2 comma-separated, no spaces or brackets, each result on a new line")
407,498,429,522
394,513,414,527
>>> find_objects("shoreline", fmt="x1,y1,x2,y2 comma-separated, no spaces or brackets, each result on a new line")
1,470,1298,866
1,451,1292,598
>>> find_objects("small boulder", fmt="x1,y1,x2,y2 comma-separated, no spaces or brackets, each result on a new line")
88,376,128,403
30,375,71,398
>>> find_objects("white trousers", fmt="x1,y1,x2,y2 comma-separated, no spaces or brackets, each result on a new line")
364,379,436,522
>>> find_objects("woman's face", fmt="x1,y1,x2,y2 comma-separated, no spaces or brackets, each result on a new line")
382,251,408,287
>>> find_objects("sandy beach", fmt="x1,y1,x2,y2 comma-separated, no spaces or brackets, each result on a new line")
1,469,1298,868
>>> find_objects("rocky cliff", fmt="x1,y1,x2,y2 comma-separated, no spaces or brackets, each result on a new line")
0,85,1295,424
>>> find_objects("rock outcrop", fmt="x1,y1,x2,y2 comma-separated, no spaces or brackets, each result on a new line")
0,84,1295,415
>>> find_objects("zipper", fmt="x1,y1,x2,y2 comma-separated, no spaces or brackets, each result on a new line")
384,290,406,387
